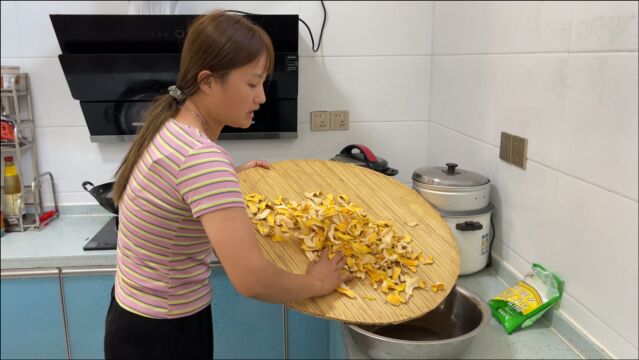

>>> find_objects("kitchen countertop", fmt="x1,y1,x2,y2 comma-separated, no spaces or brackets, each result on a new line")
1,214,583,359
0,214,218,270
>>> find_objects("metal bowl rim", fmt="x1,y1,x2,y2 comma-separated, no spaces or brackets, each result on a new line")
344,285,491,345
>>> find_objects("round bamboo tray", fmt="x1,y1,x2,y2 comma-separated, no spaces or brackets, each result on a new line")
238,159,460,325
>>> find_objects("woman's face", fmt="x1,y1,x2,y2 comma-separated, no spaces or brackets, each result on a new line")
204,54,268,129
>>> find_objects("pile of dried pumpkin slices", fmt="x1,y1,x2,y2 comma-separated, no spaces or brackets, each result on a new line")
245,191,446,306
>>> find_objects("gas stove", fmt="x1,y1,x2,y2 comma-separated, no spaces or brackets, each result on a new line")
83,216,118,251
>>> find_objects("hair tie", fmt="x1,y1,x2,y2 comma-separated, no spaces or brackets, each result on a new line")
168,85,186,102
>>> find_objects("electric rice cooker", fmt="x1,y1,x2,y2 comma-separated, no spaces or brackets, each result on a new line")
412,163,495,275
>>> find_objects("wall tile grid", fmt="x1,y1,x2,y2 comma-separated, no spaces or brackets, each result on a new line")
430,1,638,358
2,0,637,358
0,1,432,205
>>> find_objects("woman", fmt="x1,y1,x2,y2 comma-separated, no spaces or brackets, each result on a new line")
105,11,352,359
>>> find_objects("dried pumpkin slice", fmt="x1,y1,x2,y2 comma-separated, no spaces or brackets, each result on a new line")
386,291,406,306
431,283,446,293
336,283,357,299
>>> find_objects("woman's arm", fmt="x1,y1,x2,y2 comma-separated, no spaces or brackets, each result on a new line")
200,207,352,304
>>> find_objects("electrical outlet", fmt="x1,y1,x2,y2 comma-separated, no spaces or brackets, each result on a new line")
511,135,528,169
310,111,330,131
330,110,349,130
499,132,512,162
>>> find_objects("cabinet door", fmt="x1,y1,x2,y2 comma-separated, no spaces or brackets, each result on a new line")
1,276,68,359
328,320,346,359
286,307,329,359
62,273,114,359
211,267,283,359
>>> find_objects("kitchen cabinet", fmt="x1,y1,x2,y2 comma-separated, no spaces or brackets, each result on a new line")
211,267,284,359
285,302,346,359
0,271,68,359
287,308,331,359
286,308,346,359
1,265,337,359
329,320,346,359
61,270,114,359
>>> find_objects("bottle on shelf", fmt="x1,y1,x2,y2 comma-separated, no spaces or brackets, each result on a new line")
3,155,23,220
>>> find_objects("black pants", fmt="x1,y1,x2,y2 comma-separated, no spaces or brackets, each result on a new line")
104,287,213,359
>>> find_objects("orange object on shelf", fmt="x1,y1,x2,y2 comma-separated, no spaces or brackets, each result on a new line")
0,118,16,143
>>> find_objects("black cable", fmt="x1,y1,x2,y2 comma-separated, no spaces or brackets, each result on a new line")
224,0,327,52
302,0,327,52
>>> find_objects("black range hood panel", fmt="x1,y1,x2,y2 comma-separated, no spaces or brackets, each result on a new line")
51,14,298,53
50,14,299,142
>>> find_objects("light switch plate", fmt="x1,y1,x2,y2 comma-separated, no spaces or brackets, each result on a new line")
499,132,512,162
511,135,528,169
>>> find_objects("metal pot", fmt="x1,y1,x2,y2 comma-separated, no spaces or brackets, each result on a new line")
82,181,117,215
343,285,490,359
412,163,490,212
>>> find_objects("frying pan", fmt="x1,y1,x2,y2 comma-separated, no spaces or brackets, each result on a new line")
82,181,118,215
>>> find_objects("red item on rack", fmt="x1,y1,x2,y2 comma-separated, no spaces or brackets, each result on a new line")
39,210,57,224
0,118,15,143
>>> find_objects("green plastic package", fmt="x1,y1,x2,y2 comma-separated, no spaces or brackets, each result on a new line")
488,263,564,334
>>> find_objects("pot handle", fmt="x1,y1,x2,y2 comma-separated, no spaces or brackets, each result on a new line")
340,144,379,163
82,181,95,193
455,221,483,231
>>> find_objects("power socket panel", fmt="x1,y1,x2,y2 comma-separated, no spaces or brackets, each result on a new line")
310,111,330,131
330,110,349,130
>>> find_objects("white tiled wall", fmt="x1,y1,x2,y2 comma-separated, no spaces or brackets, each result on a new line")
298,56,431,124
2,1,637,357
299,1,433,56
430,54,570,167
430,1,638,358
0,1,432,204
432,1,573,54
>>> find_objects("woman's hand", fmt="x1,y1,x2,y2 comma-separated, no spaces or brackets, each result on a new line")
306,249,354,296
235,159,270,173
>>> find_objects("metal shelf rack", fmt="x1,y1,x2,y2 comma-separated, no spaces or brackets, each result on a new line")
1,72,59,232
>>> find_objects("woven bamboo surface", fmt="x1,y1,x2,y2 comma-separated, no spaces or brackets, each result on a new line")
238,160,460,325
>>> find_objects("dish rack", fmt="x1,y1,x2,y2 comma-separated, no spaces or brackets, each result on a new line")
1,72,59,231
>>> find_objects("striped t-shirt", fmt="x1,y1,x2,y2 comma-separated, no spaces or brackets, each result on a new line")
114,119,246,319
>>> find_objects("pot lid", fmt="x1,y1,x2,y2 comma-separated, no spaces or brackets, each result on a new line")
412,163,490,187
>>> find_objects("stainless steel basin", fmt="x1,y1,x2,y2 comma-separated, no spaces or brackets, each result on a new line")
344,285,490,359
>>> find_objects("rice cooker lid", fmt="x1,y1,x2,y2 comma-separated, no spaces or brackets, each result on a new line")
412,163,490,187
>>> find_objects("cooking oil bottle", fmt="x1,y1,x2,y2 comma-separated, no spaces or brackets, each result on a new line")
3,156,23,217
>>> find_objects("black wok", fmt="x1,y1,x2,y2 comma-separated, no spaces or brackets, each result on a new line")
82,181,118,215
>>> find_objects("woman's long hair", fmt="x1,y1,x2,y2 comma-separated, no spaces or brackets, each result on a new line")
112,11,274,205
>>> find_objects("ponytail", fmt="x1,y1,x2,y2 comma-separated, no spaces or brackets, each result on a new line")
112,95,179,205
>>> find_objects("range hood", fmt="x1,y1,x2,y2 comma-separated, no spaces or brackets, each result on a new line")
50,14,299,142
